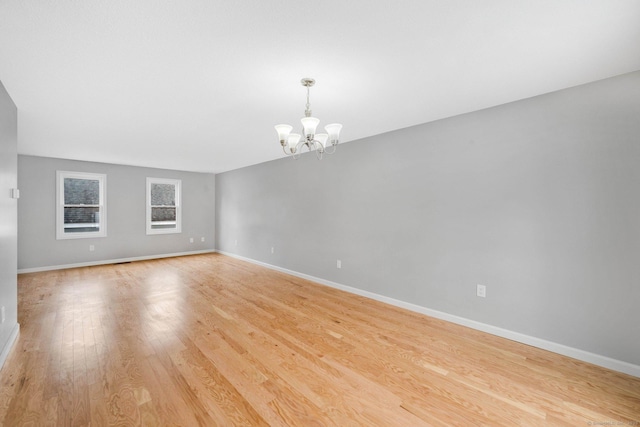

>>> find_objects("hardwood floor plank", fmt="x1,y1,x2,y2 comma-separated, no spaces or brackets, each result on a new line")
143,352,207,426
2,253,639,426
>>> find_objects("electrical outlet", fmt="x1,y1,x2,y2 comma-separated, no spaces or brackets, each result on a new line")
189,237,194,243
235,239,238,246
271,247,274,254
89,245,95,252
477,284,486,298
337,259,342,269
201,237,205,242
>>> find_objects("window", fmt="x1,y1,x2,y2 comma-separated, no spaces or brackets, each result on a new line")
147,177,181,234
56,171,107,239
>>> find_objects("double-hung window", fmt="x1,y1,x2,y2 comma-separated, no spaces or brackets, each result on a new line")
147,177,181,234
56,171,107,239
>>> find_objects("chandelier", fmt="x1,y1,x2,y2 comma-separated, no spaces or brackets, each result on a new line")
275,78,342,160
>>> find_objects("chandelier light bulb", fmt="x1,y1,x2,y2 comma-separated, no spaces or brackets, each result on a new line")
287,134,301,152
315,133,329,149
275,124,293,145
324,123,343,144
301,117,320,140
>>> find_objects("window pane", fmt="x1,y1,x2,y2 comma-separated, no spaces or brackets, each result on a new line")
64,206,100,224
64,178,100,205
64,207,100,233
151,183,176,206
151,207,176,222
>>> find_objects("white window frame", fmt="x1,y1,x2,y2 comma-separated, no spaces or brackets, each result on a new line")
56,171,107,240
146,177,182,235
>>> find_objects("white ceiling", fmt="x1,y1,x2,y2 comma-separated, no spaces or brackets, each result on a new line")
1,1,639,173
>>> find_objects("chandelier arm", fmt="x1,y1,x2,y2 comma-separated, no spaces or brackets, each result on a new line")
310,139,325,152
295,140,307,154
323,144,337,155
312,140,325,160
282,142,300,156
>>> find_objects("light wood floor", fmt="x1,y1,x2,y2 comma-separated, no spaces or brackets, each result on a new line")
2,254,639,426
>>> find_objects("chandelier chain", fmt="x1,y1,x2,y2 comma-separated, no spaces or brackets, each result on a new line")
305,85,311,117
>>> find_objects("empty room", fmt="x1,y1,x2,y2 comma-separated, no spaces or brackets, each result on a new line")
1,1,639,425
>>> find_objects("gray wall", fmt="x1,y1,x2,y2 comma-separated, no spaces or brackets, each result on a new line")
0,81,19,366
18,156,215,270
216,71,640,367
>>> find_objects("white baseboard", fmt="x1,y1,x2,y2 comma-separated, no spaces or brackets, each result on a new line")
217,250,640,378
0,323,20,371
17,249,217,274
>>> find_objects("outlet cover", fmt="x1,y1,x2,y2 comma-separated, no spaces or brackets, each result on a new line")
476,284,486,298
